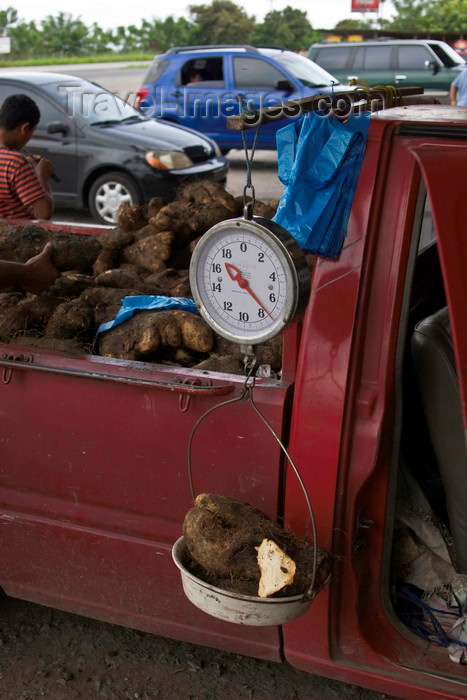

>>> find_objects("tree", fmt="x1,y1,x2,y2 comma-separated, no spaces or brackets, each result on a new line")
0,6,17,33
426,0,467,32
9,21,43,58
113,24,144,53
389,0,437,30
40,13,91,56
253,7,313,52
188,0,255,45
88,23,113,54
138,16,194,52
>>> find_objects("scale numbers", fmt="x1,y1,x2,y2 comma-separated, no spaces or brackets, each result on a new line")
190,217,310,344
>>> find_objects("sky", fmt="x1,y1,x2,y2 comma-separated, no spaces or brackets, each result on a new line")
9,0,396,32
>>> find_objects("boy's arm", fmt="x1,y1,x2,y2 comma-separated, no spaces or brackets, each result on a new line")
0,243,59,294
28,156,54,219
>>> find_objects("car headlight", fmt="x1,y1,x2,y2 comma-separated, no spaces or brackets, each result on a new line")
145,150,194,170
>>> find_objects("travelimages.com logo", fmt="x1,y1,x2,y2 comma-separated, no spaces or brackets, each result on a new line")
137,87,379,121
58,85,384,124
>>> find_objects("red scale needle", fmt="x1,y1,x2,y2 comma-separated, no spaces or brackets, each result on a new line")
225,263,273,319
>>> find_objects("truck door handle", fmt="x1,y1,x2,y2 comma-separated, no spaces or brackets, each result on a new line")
395,75,407,80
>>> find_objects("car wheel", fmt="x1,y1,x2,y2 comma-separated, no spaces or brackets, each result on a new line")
89,172,141,225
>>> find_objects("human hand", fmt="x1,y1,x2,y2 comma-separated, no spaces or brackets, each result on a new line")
22,242,60,294
28,154,56,181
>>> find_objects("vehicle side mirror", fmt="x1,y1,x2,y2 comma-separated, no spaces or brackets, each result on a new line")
47,121,69,135
426,60,439,75
276,80,294,93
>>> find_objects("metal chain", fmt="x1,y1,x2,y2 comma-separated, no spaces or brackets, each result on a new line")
241,127,260,219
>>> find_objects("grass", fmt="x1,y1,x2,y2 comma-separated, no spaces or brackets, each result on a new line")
0,53,153,68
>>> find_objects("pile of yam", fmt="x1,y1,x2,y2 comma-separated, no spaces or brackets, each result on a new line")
183,493,331,598
0,182,285,374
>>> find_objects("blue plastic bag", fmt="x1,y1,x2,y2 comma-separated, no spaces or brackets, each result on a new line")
273,111,370,258
97,295,198,334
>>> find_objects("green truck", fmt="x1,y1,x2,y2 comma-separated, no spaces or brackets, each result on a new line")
309,39,465,94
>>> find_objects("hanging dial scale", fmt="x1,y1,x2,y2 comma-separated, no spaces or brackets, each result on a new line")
189,213,311,344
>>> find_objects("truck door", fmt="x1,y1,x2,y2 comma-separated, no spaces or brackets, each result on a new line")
280,121,467,698
0,317,298,660
411,142,467,414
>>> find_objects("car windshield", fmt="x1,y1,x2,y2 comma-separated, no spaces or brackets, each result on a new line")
43,79,143,125
262,51,340,88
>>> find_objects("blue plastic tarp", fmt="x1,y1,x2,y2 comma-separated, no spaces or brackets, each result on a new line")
273,110,370,258
97,295,198,334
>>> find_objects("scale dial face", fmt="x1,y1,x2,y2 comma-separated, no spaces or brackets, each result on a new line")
189,217,310,344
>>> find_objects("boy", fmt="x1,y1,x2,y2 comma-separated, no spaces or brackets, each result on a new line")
0,94,59,292
0,93,55,220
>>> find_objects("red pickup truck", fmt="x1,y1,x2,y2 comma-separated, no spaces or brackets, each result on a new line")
0,102,466,699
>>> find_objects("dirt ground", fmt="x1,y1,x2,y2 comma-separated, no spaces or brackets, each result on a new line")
0,593,399,700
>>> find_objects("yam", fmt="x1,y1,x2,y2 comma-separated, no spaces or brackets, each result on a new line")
172,347,197,365
45,299,94,340
166,245,192,271
96,228,135,251
118,263,152,278
98,309,212,362
49,232,102,272
79,287,139,326
183,493,331,597
0,292,24,314
149,202,189,235
0,226,102,272
98,310,183,361
12,335,85,354
0,223,49,261
133,224,160,242
178,311,214,353
212,335,283,374
256,539,296,597
177,182,236,213
146,196,166,219
0,296,61,342
169,275,191,298
121,232,174,273
92,246,115,276
193,355,243,375
49,272,95,299
94,269,149,293
117,202,147,232
92,227,138,276
144,269,190,297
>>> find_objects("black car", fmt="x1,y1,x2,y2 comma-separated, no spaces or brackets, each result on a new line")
0,71,229,225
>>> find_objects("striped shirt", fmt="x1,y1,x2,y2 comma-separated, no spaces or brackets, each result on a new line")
0,148,46,219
